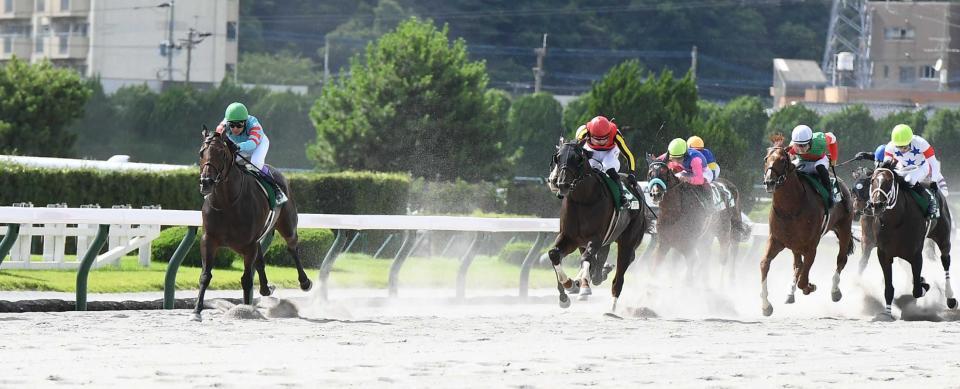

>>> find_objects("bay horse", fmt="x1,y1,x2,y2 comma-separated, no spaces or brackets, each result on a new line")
194,127,313,321
646,157,750,282
866,164,955,321
760,134,855,316
851,166,878,274
548,140,651,312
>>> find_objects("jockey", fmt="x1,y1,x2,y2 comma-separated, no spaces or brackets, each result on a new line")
575,116,639,203
882,124,947,218
215,102,288,205
687,135,720,181
660,138,710,185
853,144,888,168
787,124,837,208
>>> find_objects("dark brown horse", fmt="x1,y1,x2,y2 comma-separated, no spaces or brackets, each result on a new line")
866,165,955,321
646,157,750,282
851,166,879,274
760,135,855,316
194,128,313,321
548,140,651,312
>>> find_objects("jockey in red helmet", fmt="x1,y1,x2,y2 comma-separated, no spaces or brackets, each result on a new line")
574,116,638,204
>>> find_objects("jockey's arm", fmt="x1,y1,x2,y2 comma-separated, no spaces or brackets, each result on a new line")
614,134,636,172
921,142,948,194
575,126,588,141
236,125,264,153
825,132,839,165
689,157,705,185
710,163,721,177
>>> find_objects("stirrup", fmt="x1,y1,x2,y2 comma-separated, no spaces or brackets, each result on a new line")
275,189,288,205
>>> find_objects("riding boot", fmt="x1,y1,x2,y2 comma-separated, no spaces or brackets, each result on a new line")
816,165,833,209
606,168,626,207
259,166,288,206
925,186,939,220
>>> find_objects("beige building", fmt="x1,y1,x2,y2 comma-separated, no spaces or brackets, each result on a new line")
870,1,960,91
0,0,238,92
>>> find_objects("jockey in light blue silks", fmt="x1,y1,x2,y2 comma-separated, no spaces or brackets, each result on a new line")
215,102,287,204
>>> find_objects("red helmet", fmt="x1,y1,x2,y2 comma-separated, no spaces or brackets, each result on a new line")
586,116,617,149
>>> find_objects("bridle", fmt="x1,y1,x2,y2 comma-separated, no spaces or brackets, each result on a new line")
763,147,790,190
200,135,235,187
866,168,898,216
553,143,590,195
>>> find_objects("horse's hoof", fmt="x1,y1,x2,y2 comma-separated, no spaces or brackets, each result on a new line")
559,294,571,309
948,298,957,309
872,312,896,322
565,283,580,295
922,282,931,292
784,295,795,304
762,304,773,317
831,290,842,302
803,284,817,295
300,279,313,292
579,287,592,296
191,313,202,322
260,285,275,297
577,293,590,301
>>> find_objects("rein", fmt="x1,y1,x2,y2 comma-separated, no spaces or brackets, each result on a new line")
865,168,899,216
201,137,246,211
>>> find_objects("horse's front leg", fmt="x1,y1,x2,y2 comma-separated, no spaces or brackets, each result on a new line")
549,235,578,308
254,244,275,297
760,238,785,317
239,244,259,305
575,242,599,301
193,235,218,322
797,248,818,295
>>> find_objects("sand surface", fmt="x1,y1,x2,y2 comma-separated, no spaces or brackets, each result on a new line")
3,243,960,388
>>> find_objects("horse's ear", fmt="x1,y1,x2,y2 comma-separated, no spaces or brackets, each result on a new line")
645,153,654,165
770,132,784,147
201,124,209,140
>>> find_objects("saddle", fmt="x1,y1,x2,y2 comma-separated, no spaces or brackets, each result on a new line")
240,163,283,243
708,181,735,211
597,174,643,247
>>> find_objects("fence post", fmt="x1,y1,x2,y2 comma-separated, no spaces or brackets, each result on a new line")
519,232,549,298
455,232,483,299
0,224,21,267
76,224,110,311
387,230,414,297
163,226,198,309
318,229,349,301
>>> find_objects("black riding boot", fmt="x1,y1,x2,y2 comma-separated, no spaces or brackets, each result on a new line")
924,186,939,220
606,168,627,206
258,166,288,205
816,165,833,209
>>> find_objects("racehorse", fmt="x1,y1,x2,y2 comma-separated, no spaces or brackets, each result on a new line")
866,165,955,321
646,156,750,283
760,134,855,316
548,140,651,312
194,127,313,321
851,166,878,274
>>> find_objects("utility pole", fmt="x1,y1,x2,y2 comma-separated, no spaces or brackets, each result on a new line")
690,45,698,82
924,37,959,92
158,1,176,83
180,28,212,84
323,34,330,87
532,33,547,93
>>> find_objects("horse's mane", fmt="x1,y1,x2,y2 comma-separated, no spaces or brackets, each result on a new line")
769,133,785,147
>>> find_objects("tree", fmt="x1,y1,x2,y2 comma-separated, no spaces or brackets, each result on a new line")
819,104,879,153
237,52,321,86
251,92,317,169
309,18,510,180
924,109,960,178
877,110,927,139
709,96,768,210
561,95,589,136
582,60,699,162
507,92,563,176
0,58,90,156
766,103,820,136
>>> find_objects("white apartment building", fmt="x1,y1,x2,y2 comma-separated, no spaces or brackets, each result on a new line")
0,0,238,92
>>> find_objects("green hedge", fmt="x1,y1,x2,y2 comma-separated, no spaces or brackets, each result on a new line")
151,226,335,269
505,182,559,217
408,178,502,215
0,164,409,214
497,240,551,268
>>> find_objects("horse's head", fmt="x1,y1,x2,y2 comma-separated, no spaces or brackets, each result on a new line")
199,125,238,195
763,133,793,193
645,154,671,202
867,167,898,216
851,166,873,214
550,141,592,197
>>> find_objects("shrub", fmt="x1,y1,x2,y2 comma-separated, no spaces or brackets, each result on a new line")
262,228,335,268
150,226,237,269
497,240,551,268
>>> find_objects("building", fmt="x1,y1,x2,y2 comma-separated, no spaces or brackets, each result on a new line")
771,58,828,108
0,0,238,92
870,1,960,91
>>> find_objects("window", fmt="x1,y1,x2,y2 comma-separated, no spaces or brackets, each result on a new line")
36,0,44,11
60,0,68,11
34,37,42,53
71,22,87,36
225,63,235,74
883,65,889,78
4,37,11,54
921,65,938,79
58,35,66,54
226,21,237,41
4,0,13,13
899,66,916,83
884,27,915,40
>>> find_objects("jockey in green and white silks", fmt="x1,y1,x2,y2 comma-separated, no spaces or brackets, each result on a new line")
215,102,287,205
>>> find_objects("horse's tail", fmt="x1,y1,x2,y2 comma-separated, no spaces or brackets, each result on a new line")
732,215,752,243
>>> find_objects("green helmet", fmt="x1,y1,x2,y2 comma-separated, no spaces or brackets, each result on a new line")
224,102,249,122
891,124,913,146
668,138,688,157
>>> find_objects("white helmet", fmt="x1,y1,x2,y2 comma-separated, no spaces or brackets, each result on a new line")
791,125,813,145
